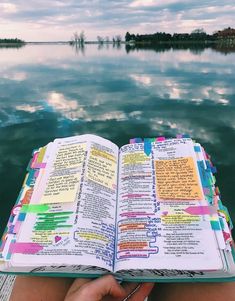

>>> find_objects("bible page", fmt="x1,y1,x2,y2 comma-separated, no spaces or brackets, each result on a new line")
115,138,224,273
11,134,118,273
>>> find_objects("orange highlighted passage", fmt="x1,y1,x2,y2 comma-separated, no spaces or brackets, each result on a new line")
118,241,148,250
119,223,146,231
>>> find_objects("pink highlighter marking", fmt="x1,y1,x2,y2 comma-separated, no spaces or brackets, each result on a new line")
184,206,217,215
120,212,155,218
9,242,43,254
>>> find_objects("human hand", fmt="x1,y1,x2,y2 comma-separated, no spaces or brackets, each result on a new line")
64,274,154,301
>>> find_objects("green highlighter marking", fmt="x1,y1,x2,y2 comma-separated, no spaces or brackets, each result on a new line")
37,211,73,216
21,204,50,213
37,216,69,221
34,225,72,230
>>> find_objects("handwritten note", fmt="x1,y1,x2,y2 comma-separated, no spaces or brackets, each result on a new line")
53,144,86,169
87,148,117,189
40,143,86,203
155,157,203,200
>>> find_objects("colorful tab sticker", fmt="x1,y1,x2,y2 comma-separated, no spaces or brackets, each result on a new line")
215,187,220,195
197,161,209,187
30,152,39,169
13,221,22,234
203,187,210,195
11,205,22,216
194,145,201,152
156,137,165,142
144,139,152,156
21,189,33,205
18,213,26,221
25,169,36,187
134,138,142,143
129,138,135,144
210,220,221,230
37,146,46,163
33,163,47,169
219,217,225,230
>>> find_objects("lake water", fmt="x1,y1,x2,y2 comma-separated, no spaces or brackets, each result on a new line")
0,43,235,235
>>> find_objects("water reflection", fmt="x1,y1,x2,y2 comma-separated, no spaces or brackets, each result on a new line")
0,44,25,49
125,43,235,55
70,43,86,55
0,44,235,234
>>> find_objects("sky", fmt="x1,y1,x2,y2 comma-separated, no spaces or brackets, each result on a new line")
0,0,235,42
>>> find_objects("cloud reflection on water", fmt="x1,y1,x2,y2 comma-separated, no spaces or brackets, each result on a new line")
0,44,235,233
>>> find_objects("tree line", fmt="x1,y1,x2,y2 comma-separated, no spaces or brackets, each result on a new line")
0,38,25,44
125,27,235,43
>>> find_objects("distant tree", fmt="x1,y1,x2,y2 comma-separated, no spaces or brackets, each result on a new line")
190,28,207,40
215,27,235,38
105,36,110,43
79,30,85,45
125,32,131,42
115,35,122,44
191,28,206,35
97,36,104,44
71,31,85,45
72,32,79,44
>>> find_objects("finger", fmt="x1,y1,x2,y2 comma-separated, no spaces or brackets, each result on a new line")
121,282,141,296
129,282,155,301
65,278,92,299
77,275,126,300
85,275,126,300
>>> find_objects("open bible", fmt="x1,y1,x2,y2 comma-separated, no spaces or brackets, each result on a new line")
1,134,235,282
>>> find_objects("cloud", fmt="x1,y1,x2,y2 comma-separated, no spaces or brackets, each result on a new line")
129,0,181,8
46,92,87,120
94,111,127,121
130,74,152,86
2,72,27,81
47,92,78,111
129,111,142,119
15,104,43,113
129,0,157,8
1,0,235,41
0,2,17,13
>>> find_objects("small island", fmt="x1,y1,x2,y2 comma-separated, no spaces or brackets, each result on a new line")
0,38,25,48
